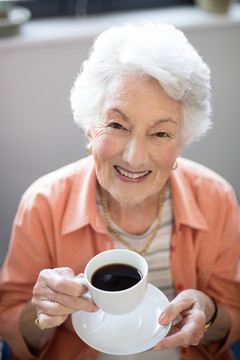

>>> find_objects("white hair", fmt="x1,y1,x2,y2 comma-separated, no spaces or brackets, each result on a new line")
70,22,212,143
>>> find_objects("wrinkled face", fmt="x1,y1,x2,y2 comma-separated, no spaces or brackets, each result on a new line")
90,76,185,205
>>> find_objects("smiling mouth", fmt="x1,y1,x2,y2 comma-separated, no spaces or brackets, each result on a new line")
115,166,151,179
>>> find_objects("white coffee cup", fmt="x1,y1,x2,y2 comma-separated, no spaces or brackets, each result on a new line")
78,249,148,315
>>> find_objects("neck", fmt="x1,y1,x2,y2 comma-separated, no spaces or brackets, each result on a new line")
100,187,165,235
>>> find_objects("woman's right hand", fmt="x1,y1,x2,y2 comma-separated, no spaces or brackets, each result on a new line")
32,267,99,329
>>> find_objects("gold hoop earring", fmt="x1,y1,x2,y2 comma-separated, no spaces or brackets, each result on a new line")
173,159,178,170
87,143,93,155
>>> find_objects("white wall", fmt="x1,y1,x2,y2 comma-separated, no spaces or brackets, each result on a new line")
1,5,240,266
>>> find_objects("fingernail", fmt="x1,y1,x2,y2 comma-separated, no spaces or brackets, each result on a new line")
159,313,168,325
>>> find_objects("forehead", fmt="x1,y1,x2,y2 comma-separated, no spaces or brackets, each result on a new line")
102,76,183,122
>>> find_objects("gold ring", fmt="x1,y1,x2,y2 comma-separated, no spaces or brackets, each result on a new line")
35,317,45,330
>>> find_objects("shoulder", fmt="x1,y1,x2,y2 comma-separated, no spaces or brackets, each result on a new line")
177,157,234,195
173,157,239,217
21,156,94,206
171,158,239,234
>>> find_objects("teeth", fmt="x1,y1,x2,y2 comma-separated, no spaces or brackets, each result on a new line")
116,166,149,179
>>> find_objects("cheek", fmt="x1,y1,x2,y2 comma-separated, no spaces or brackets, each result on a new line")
153,144,178,170
93,135,118,161
92,133,121,185
93,148,110,188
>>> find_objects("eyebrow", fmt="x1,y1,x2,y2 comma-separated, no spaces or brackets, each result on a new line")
110,108,130,121
109,108,177,125
154,118,178,125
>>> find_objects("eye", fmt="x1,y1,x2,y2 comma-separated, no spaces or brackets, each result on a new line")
109,122,125,130
154,132,169,138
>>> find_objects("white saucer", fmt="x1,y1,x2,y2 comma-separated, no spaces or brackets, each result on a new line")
72,283,171,355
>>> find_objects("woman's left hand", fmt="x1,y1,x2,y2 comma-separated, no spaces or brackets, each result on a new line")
154,289,212,351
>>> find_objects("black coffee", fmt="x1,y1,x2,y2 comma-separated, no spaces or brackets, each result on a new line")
91,263,142,291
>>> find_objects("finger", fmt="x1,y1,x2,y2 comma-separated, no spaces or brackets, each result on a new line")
33,283,99,313
37,312,68,329
53,267,76,278
158,292,198,325
73,276,89,294
35,269,87,298
154,321,204,351
34,295,99,316
46,270,83,297
159,289,207,326
33,280,89,308
74,273,85,279
158,302,184,325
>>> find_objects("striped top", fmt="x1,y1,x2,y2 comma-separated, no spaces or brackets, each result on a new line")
96,184,181,360
97,183,175,300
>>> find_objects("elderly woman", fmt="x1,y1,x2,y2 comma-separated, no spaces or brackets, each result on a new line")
0,23,239,360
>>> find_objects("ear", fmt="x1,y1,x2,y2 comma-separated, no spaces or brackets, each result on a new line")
87,129,92,140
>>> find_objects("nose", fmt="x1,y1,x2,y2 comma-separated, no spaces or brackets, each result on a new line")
122,136,149,169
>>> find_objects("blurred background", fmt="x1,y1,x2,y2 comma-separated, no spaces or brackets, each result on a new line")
0,0,240,266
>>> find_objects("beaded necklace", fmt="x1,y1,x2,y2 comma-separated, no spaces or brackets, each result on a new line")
98,184,166,256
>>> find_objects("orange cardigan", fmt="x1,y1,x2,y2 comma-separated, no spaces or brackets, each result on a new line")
0,156,239,360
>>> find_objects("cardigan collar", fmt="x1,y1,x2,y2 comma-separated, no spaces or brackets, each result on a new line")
61,156,107,236
61,156,208,235
170,158,209,232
